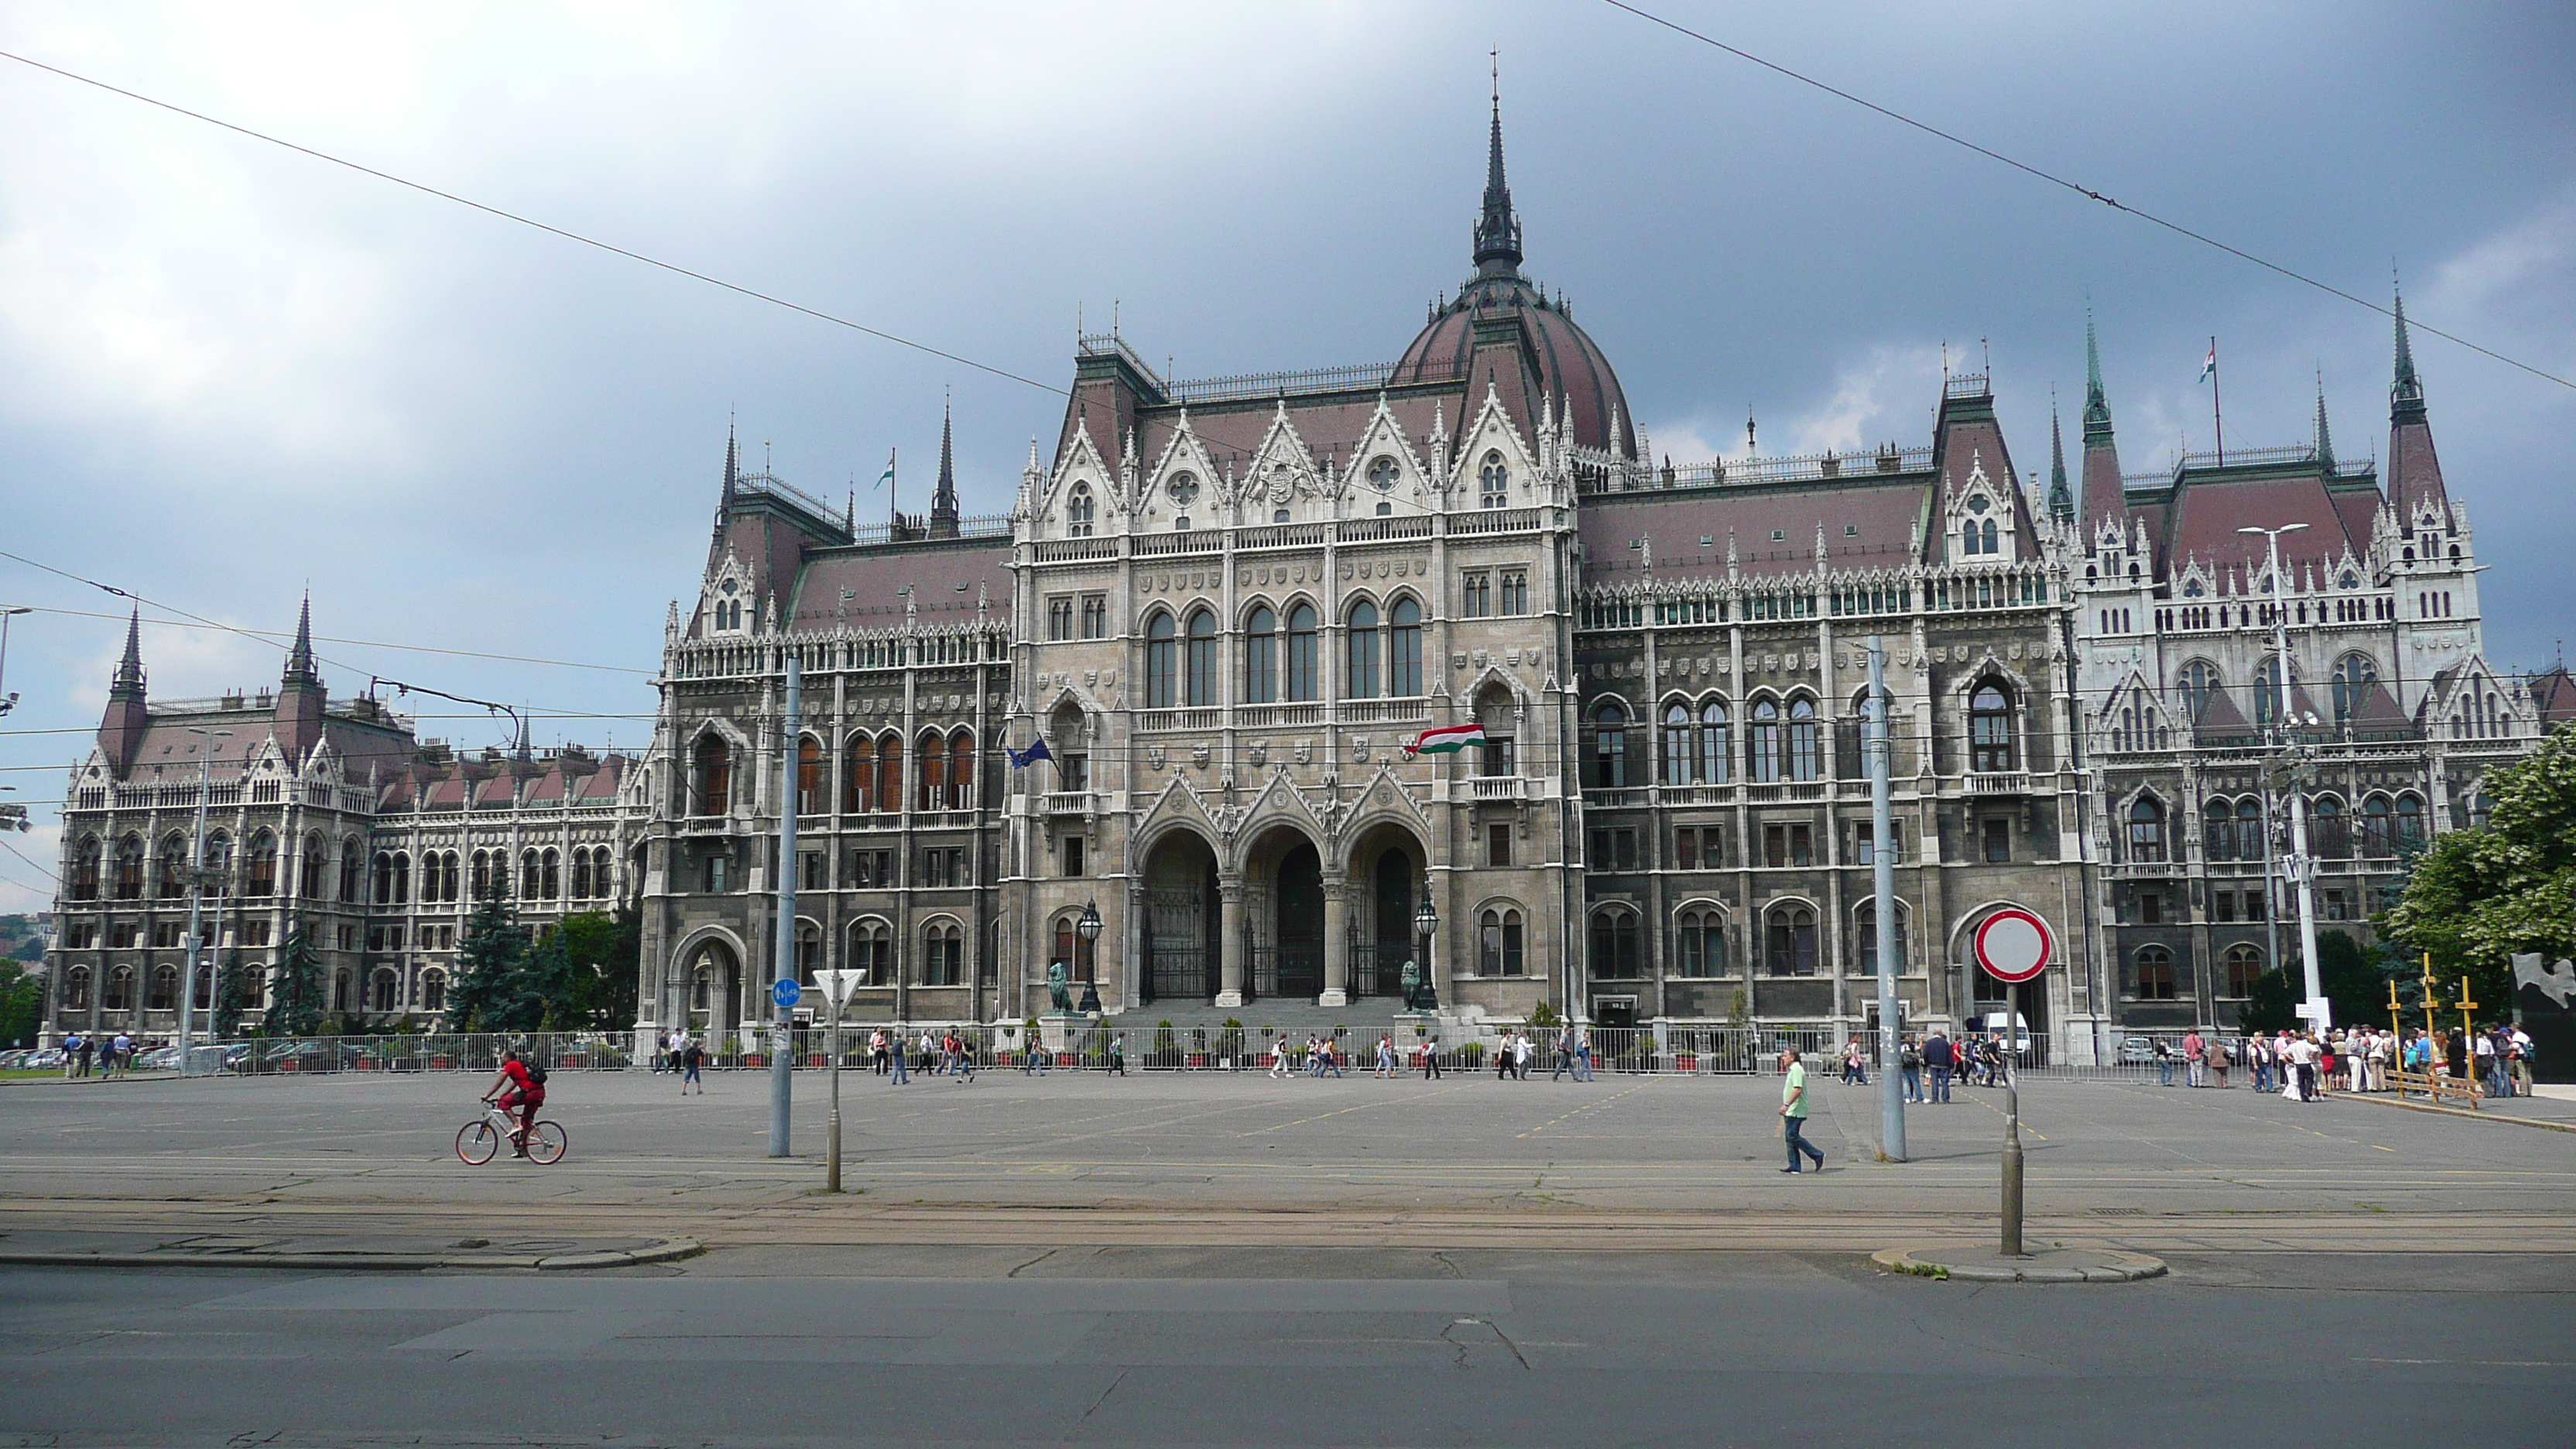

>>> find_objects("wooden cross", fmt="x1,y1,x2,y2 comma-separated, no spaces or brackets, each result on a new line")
2457,977,2481,1078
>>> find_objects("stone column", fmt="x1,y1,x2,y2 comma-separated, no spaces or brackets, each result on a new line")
1216,875,1246,1007
1319,878,1350,1006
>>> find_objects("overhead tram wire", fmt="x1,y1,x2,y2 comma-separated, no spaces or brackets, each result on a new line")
1598,0,2575,394
2,603,650,676
0,48,1069,402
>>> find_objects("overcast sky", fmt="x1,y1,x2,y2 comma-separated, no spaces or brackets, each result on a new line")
3,2,2572,912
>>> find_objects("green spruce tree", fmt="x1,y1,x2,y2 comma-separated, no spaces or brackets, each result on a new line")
212,947,250,1039
269,913,327,1037
447,876,533,1032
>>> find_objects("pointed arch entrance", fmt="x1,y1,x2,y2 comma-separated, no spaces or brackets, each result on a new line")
1243,824,1324,1002
1345,820,1427,1001
1139,829,1220,1003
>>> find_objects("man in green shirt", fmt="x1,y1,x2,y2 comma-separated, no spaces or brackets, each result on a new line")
1778,1046,1826,1173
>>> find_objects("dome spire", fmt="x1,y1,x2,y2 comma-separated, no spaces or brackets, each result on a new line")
1472,50,1523,277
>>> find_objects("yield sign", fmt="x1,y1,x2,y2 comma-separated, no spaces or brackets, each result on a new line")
1974,908,2054,985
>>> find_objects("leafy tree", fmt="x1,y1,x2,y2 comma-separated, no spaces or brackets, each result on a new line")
0,962,43,1047
2380,723,2576,1025
2315,929,2395,1035
269,913,327,1037
10,937,39,962
2240,967,2298,1035
447,879,533,1031
212,947,251,1039
558,906,640,1029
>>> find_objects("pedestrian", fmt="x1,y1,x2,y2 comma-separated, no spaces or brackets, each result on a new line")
1422,1035,1443,1080
2210,1036,2231,1090
1776,1047,1826,1174
680,1034,704,1094
1375,1035,1395,1078
2474,1027,2502,1098
2289,1033,2317,1102
64,1031,87,1079
1101,1033,1122,1077
1922,1029,1953,1103
888,1030,909,1084
1841,1037,1868,1087
1270,1035,1291,1079
1574,1026,1595,1082
872,1029,890,1076
2184,1028,2206,1088
110,1030,132,1077
2509,1026,2535,1097
1899,1035,1924,1103
1495,1031,1514,1081
2154,1036,2175,1087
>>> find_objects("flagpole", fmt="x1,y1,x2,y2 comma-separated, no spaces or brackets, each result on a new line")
2209,336,2225,465
888,447,898,531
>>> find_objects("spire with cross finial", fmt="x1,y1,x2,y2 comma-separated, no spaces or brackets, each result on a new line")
2047,391,2073,524
98,606,151,776
1471,50,1523,278
931,389,960,537
2314,373,2336,473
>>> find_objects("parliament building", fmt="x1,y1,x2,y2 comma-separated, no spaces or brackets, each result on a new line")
43,101,2567,1060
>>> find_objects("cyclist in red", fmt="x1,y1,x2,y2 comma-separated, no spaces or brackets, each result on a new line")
481,1050,546,1156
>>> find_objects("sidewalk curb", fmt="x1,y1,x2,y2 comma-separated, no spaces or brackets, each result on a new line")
0,1236,703,1272
1872,1245,2167,1283
2335,1093,2576,1133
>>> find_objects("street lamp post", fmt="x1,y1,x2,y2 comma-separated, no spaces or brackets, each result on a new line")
0,605,30,717
179,726,233,1075
1412,884,1439,1012
1075,900,1103,1015
769,653,800,1160
2238,524,2328,1029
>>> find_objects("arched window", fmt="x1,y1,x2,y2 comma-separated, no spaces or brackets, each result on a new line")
920,921,964,986
2126,798,2167,863
2331,653,2379,724
374,851,397,905
2468,790,2495,831
2134,945,2177,1000
1982,518,1999,554
421,971,447,1013
1699,700,1731,783
796,920,823,984
693,734,731,816
851,920,893,985
845,734,877,814
2394,793,2425,853
875,732,904,815
64,965,93,1011
2254,656,2293,728
2180,660,2220,718
1185,609,1218,706
1588,907,1641,979
156,832,189,899
1480,908,1526,977
2237,799,2263,861
947,730,976,811
113,834,146,900
1661,704,1694,786
241,833,274,899
370,969,399,1014
540,848,560,900
1787,697,1821,782
1478,450,1509,508
299,831,327,899
916,729,948,812
2204,800,2236,862
1969,683,2015,772
2313,796,2350,858
470,849,493,899
2360,795,2393,856
1146,612,1177,708
796,735,823,817
204,834,233,897
1388,598,1422,696
1766,906,1818,977
340,838,365,901
149,963,178,1012
71,836,101,900
1285,603,1320,701
1242,605,1278,704
1853,900,1906,972
1674,909,1726,978
1067,483,1094,537
519,850,541,900
570,848,594,902
1591,701,1628,790
1345,600,1380,699
2224,945,2265,998
103,964,135,1012
1750,699,1782,783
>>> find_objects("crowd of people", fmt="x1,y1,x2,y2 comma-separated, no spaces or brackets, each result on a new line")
55,1029,135,1078
2146,1023,2537,1101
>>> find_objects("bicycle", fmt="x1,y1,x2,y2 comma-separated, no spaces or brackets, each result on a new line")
455,1101,567,1164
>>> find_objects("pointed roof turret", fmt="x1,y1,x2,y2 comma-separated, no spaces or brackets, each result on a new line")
98,606,150,777
1471,58,1523,278
930,392,960,536
2081,312,2113,446
282,590,320,690
111,605,145,699
2314,378,2336,473
2078,310,2129,529
2385,280,2449,512
2047,395,2074,523
274,593,329,764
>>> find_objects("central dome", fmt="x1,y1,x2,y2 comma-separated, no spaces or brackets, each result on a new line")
1388,93,1636,459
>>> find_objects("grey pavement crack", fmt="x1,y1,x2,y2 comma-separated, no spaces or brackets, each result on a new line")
1072,1367,1127,1427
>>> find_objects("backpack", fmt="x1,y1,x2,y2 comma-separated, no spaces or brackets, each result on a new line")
526,1062,548,1086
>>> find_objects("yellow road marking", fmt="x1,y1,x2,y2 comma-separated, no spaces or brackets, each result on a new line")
1519,1084,1646,1138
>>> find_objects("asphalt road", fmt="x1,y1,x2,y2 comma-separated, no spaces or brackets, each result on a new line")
6,1246,2572,1447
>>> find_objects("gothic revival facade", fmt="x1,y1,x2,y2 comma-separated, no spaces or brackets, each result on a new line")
46,103,2568,1059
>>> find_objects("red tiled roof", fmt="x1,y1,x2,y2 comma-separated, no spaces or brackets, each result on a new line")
1577,476,1930,584
787,537,1012,631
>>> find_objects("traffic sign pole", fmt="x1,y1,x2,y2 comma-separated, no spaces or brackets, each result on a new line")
769,655,801,1160
1974,909,2053,1260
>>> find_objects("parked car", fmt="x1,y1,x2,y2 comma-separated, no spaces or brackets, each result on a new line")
22,1047,64,1070
2118,1036,2160,1064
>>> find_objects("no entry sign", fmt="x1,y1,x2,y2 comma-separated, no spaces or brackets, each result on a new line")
1974,909,2054,984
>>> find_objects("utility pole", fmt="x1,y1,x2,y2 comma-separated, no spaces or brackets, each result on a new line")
178,726,231,1074
2241,524,2327,1026
0,605,29,716
1866,638,1906,1163
769,653,801,1158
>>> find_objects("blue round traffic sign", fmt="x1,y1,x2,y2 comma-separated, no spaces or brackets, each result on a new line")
772,978,803,1009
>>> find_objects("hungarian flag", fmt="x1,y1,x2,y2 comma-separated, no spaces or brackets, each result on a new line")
1403,722,1486,757
2198,345,2216,384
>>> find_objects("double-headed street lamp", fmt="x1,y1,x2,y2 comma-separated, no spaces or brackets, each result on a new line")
1074,899,1103,1015
2239,522,2328,1030
0,605,29,717
1411,881,1438,1012
178,725,233,1074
